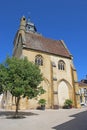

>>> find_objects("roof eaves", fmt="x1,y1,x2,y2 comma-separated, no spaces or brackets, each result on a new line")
22,46,72,59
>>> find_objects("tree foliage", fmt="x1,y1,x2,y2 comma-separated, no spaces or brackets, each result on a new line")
0,57,45,116
0,64,9,94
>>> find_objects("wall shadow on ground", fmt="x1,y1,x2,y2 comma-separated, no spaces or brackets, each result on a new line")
52,110,87,130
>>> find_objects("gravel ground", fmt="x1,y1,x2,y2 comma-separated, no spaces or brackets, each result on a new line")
0,107,87,130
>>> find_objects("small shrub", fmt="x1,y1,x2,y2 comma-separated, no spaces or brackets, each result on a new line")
38,99,46,106
63,99,73,109
38,99,46,110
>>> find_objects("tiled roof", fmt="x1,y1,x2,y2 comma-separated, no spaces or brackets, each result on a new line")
23,32,72,58
78,81,87,86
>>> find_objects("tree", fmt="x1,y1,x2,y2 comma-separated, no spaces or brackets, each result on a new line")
0,57,45,117
0,64,9,94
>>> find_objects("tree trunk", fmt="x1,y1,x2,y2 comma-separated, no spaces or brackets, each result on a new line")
15,97,20,117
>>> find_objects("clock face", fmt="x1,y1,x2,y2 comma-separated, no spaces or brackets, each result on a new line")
26,24,36,32
26,19,37,32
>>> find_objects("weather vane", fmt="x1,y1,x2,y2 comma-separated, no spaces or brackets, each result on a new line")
27,12,31,22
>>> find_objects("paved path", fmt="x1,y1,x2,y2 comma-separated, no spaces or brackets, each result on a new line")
0,107,87,130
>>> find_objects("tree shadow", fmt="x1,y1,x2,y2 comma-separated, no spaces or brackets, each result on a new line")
0,110,38,119
52,110,87,130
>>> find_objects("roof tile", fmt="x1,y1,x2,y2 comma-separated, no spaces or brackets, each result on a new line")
24,32,71,58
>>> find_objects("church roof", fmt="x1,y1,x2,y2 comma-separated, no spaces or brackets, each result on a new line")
78,81,87,86
78,79,87,86
23,32,72,59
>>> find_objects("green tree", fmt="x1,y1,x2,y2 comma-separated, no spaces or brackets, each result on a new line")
0,64,9,94
0,57,45,116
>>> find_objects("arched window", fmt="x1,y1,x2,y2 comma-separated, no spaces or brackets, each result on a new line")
35,55,43,66
18,34,22,43
58,60,65,70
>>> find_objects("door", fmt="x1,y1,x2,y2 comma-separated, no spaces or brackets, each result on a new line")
58,81,69,107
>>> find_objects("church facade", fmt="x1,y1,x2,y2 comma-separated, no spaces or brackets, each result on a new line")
1,16,82,109
12,16,80,109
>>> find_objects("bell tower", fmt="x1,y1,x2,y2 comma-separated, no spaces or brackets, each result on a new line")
26,17,37,33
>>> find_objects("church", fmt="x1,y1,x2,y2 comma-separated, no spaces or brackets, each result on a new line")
12,16,80,109
1,16,85,109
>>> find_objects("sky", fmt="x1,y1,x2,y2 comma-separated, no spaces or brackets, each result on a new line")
0,0,87,81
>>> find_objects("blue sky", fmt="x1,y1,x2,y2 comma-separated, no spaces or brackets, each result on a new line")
0,0,87,81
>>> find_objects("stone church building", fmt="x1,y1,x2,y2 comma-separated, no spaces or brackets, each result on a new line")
12,16,79,109
1,16,83,109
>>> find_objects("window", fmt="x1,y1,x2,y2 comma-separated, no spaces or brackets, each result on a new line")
35,55,43,66
16,34,22,48
58,60,65,70
18,34,22,43
84,88,87,96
